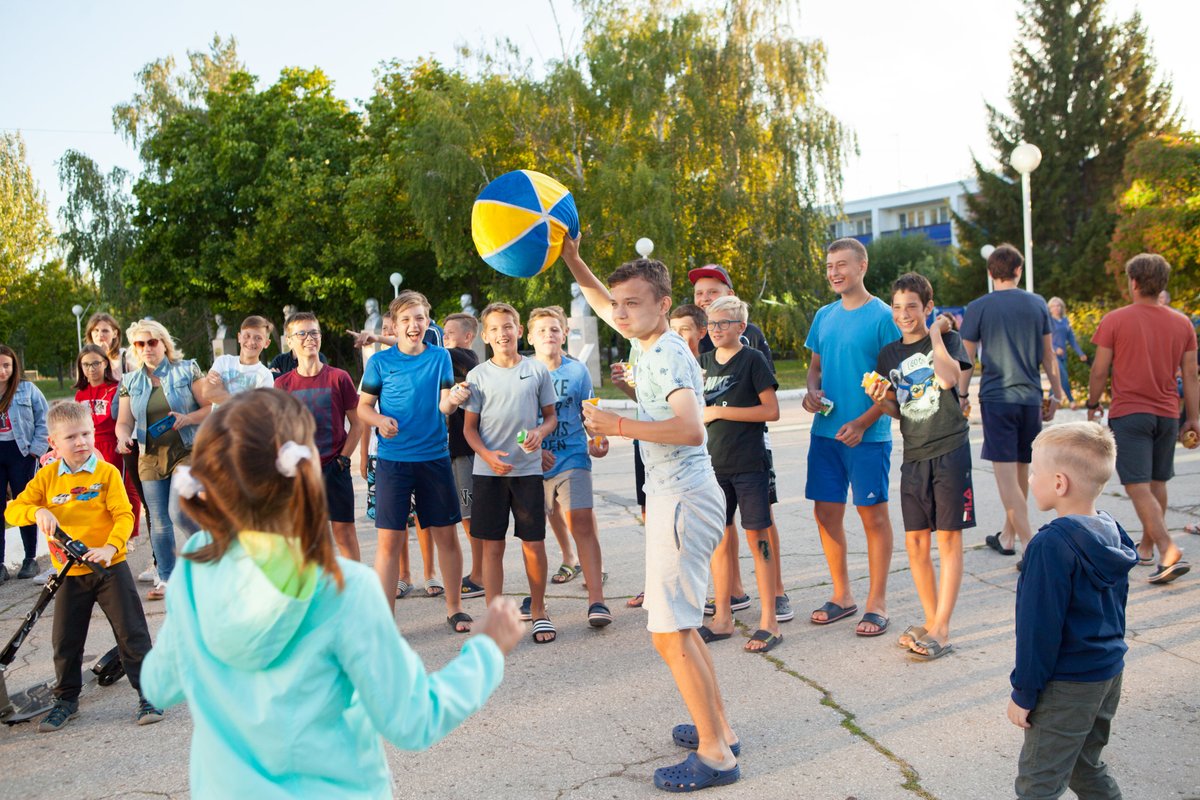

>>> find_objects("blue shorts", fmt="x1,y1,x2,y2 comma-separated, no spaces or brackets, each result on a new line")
375,457,463,530
980,401,1041,463
716,470,773,530
321,458,356,524
805,436,891,506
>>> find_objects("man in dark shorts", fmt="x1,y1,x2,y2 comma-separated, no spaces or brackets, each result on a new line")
1087,253,1196,584
959,245,1064,561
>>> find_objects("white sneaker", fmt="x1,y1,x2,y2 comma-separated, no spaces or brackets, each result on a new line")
138,567,158,584
33,568,55,586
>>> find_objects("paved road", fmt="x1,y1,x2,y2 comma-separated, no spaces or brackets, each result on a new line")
2,400,1198,799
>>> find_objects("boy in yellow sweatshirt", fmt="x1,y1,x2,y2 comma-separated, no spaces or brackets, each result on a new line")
4,401,162,731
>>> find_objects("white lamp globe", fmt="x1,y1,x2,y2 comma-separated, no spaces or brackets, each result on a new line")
1010,142,1042,175
635,238,654,258
980,245,996,260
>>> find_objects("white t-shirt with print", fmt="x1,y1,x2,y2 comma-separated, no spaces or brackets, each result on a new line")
209,355,273,397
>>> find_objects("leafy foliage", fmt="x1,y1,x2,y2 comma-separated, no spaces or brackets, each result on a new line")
864,234,979,307
0,133,54,287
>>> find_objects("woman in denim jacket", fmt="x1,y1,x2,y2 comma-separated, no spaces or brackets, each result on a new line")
0,344,50,583
116,320,211,600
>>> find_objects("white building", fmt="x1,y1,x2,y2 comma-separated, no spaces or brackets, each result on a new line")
829,178,979,248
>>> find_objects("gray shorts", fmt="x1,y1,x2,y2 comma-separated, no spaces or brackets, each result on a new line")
1109,413,1178,484
452,455,474,520
543,468,594,513
643,478,726,634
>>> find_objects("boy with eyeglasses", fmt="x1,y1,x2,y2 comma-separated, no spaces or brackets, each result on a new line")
274,312,363,560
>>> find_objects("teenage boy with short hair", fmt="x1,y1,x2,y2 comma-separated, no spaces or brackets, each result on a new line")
1009,423,1136,799
803,238,900,635
959,244,1064,560
463,304,559,643
565,237,740,791
528,305,612,628
670,305,708,358
205,315,275,405
866,273,974,660
358,292,470,630
5,402,162,730
443,312,485,598
1087,253,1197,584
698,296,782,653
274,312,363,560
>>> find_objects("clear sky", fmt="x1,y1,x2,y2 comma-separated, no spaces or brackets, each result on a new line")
2,0,1196,227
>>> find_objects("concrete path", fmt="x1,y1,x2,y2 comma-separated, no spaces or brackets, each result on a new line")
2,400,1198,799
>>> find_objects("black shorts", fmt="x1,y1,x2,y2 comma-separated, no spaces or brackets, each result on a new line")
1109,413,1178,484
900,442,976,533
375,457,463,530
765,447,778,506
716,470,772,530
980,401,1042,463
470,475,546,541
322,458,355,524
634,440,646,508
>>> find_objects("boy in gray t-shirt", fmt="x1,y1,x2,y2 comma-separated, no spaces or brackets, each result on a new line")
563,238,741,792
463,303,559,643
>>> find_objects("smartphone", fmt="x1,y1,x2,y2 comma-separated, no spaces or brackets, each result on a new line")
147,415,175,439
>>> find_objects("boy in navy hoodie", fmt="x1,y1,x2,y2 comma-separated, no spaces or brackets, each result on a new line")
1010,422,1137,800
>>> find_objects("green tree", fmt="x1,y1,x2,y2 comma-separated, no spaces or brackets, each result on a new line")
865,235,978,307
1108,133,1200,303
957,0,1176,301
0,133,54,287
2,260,96,386
57,150,138,313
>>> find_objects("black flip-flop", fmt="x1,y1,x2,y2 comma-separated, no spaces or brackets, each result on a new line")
698,625,732,643
446,611,473,633
856,612,889,637
744,629,783,653
810,601,858,625
985,533,1016,556
1147,561,1191,584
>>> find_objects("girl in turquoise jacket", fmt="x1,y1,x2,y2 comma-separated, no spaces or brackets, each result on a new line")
142,389,522,799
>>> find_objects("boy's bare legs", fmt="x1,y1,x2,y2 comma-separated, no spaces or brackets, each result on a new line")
652,630,737,769
726,534,746,598
767,523,786,597
416,523,437,585
812,501,854,619
481,539,507,604
429,525,465,625
1126,482,1184,565
744,528,780,650
374,528,411,612
912,530,964,653
906,529,937,630
707,527,738,636
331,521,360,562
463,520,484,585
521,540,552,641
569,509,606,606
856,502,893,634
993,462,1033,549
548,508,579,573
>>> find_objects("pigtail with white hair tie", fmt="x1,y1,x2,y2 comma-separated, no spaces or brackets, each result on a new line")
174,466,203,499
276,441,314,477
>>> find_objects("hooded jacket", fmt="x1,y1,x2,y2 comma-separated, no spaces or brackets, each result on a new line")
142,531,504,799
1010,512,1137,710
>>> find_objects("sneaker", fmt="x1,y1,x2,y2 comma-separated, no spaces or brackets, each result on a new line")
38,701,79,732
775,594,795,623
703,594,752,616
460,577,486,598
17,558,39,579
32,568,55,586
136,698,164,725
138,566,158,584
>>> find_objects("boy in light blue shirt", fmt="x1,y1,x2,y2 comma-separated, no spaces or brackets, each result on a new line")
803,238,901,636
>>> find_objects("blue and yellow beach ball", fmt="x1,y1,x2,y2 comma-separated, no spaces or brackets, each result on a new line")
471,170,580,279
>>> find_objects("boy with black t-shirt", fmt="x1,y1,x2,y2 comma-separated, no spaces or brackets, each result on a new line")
866,273,974,660
698,296,782,652
443,312,485,597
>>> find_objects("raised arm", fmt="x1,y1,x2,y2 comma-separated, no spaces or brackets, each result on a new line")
560,235,616,329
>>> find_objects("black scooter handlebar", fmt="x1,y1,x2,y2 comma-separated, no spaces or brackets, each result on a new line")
51,527,110,577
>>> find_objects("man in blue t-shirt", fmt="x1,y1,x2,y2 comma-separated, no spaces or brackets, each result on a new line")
802,238,901,636
528,306,613,628
959,244,1063,561
357,290,474,634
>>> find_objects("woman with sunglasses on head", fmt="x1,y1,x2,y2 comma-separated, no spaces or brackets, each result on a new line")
115,320,211,601
75,344,143,539
0,344,50,583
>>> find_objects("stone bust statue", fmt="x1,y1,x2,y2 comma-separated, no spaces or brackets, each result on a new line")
570,282,591,318
460,293,477,317
364,298,382,334
214,314,227,340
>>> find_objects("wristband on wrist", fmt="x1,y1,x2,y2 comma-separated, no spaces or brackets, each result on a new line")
618,417,626,439
1086,401,1100,410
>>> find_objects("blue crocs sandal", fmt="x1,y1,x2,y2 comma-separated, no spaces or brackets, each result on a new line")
588,602,613,628
519,596,533,621
653,752,740,792
670,724,741,757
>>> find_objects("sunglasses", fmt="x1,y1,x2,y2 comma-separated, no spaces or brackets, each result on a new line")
80,360,107,370
132,339,161,349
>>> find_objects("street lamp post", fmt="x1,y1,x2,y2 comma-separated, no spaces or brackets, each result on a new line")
389,272,403,299
1010,142,1042,294
71,304,85,351
981,244,996,294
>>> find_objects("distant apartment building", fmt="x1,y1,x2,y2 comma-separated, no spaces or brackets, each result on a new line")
829,179,979,248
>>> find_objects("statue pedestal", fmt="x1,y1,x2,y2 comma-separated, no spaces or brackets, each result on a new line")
568,316,601,388
361,343,383,372
470,337,487,364
211,338,237,359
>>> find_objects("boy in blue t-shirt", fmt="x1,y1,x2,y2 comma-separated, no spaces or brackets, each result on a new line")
528,305,612,628
357,290,473,634
803,238,901,636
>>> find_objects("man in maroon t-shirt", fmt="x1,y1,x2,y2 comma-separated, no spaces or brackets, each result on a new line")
1087,254,1197,584
275,311,363,560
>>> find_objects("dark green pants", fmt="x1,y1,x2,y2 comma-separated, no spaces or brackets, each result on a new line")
1016,673,1123,800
